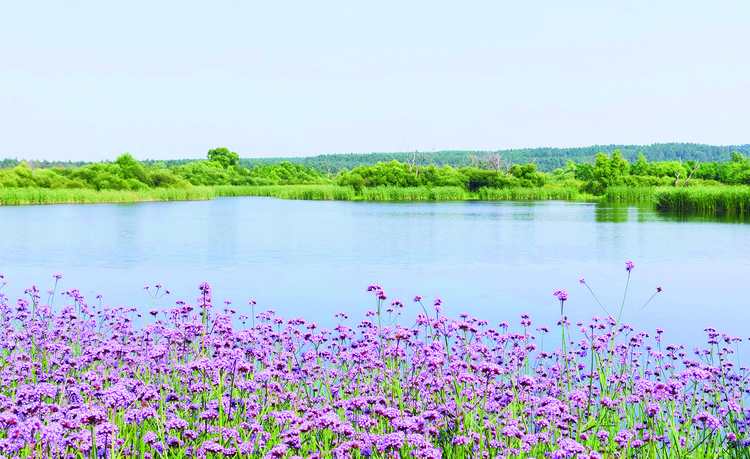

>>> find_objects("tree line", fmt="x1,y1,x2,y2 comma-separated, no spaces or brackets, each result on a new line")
7,143,749,175
0,149,327,191
3,146,750,194
238,143,750,174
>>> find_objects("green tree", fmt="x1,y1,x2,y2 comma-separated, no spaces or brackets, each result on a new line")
337,171,365,192
574,163,594,182
630,153,649,176
717,151,750,184
509,163,547,187
593,150,629,188
207,147,239,168
115,153,148,184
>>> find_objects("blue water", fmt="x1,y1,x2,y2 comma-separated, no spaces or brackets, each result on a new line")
1,197,749,349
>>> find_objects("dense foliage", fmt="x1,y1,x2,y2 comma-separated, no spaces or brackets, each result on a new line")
238,143,750,174
0,153,327,191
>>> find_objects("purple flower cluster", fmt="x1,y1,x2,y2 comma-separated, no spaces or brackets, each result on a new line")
0,274,745,458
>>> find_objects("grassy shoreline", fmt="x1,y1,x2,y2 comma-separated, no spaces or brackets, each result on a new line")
0,184,593,205
3,185,750,211
0,187,215,205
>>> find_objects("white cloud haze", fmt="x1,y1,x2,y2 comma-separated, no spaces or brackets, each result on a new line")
1,0,749,161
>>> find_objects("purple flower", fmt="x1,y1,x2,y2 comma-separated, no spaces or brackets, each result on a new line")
657,286,662,292
203,440,224,454
553,289,568,301
579,278,585,284
413,295,421,302
558,437,585,454
500,425,523,438
625,260,634,272
53,273,62,280
452,435,470,445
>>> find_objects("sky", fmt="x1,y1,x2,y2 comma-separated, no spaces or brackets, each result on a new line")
2,0,749,162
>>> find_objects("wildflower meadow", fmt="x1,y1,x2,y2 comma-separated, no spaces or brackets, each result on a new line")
0,263,747,458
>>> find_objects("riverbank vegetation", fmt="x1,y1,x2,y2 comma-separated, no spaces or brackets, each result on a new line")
0,267,748,458
3,146,750,210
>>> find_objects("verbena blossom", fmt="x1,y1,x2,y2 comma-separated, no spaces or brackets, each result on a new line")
0,273,742,459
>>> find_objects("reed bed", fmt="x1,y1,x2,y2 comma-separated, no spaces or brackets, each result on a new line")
653,186,750,212
360,186,469,201
476,185,581,201
605,186,656,202
0,187,213,205
208,185,357,201
211,185,470,201
19,184,750,208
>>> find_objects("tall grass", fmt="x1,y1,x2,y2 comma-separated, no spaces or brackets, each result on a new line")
605,186,656,202
208,185,357,200
211,185,470,201
360,186,469,201
0,187,214,205
653,185,750,212
0,184,655,205
476,184,581,200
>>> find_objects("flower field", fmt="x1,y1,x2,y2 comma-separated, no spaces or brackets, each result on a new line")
0,267,747,458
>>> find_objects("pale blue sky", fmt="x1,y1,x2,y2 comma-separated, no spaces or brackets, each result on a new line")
2,1,749,161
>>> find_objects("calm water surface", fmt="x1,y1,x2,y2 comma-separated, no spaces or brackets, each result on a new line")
1,197,749,349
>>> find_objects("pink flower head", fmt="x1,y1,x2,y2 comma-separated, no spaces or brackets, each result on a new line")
656,286,662,292
413,295,421,302
553,289,568,301
625,261,635,272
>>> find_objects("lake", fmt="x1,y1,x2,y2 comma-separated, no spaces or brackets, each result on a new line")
1,197,749,349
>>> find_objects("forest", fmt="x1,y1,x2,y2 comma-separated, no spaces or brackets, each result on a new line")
236,142,750,174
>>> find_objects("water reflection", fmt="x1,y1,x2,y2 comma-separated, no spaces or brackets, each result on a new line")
594,200,750,224
0,197,749,351
655,208,750,224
